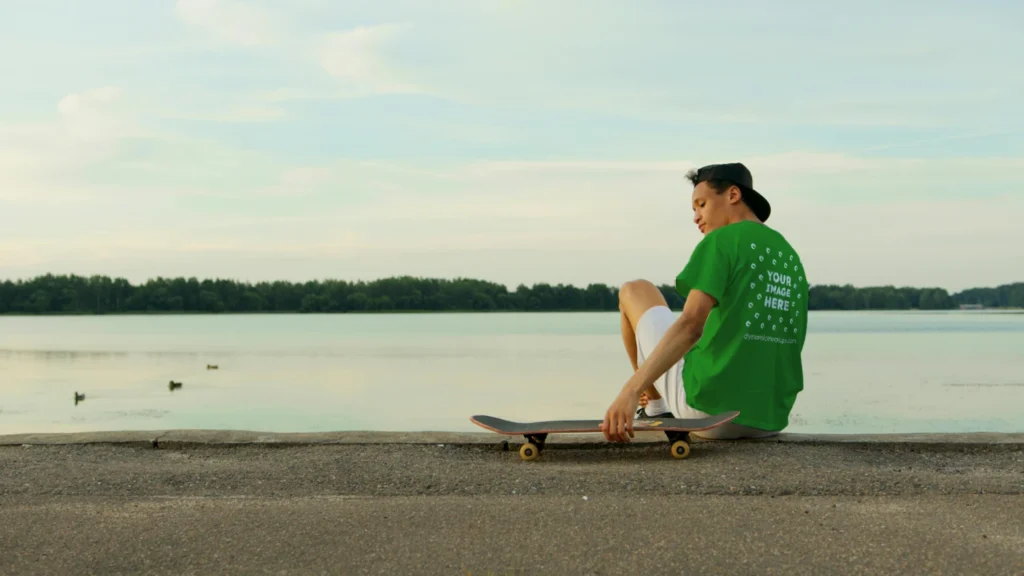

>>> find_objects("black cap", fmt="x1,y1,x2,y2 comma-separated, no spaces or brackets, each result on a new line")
692,162,771,222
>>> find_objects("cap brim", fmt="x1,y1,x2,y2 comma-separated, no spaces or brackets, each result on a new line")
742,187,771,222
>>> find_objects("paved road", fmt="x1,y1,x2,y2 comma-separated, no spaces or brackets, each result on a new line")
1,440,1022,574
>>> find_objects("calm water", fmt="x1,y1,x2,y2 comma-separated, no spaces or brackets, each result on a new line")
1,311,1022,435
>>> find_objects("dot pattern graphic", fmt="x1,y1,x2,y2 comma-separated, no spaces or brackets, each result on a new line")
744,240,806,344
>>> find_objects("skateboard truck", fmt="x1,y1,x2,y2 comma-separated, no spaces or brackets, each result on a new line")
519,433,548,461
665,430,691,459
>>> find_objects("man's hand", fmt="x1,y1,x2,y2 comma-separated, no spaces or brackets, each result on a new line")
601,384,641,442
601,289,717,443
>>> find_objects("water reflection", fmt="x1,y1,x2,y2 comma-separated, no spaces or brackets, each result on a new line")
0,349,207,360
0,311,1022,435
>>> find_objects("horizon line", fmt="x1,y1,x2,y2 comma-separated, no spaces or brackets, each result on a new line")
2,272,1021,295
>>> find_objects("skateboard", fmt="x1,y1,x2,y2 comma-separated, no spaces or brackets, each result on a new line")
470,410,740,461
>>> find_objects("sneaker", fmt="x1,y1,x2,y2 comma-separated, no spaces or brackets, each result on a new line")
635,406,673,420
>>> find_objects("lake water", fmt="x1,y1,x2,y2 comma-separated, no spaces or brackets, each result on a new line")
1,311,1022,436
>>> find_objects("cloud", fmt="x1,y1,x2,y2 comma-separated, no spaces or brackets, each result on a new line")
174,0,278,46
6,1,1022,293
173,3,426,99
279,1,1019,127
3,150,1022,290
249,166,338,197
401,118,513,145
469,161,694,174
737,152,1024,207
56,86,121,116
0,87,136,202
318,154,1024,287
0,87,290,205
222,105,286,123
46,86,128,144
317,24,426,95
164,104,287,124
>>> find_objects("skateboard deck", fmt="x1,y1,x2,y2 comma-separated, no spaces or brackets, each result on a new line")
470,410,740,461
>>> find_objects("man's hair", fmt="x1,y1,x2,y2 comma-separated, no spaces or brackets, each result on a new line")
685,168,740,196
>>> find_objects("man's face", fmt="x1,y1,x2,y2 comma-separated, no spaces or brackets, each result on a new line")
691,182,739,235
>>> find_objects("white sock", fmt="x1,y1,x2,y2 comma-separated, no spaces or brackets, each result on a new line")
642,396,669,416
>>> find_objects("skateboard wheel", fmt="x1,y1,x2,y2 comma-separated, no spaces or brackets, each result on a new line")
671,440,690,459
519,442,540,461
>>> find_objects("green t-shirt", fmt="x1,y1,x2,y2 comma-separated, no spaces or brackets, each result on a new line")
675,221,808,431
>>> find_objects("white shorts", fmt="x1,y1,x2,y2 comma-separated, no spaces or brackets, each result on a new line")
634,306,777,440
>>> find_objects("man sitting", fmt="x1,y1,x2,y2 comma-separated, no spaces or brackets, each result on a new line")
601,163,809,442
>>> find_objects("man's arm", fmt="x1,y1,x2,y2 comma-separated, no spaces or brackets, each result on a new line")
601,289,717,442
626,288,715,395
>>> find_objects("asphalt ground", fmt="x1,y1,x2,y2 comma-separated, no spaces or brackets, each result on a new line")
1,436,1022,574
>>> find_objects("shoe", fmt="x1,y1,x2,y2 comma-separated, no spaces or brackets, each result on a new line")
635,406,673,419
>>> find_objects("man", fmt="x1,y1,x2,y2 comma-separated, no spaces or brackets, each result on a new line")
601,162,808,443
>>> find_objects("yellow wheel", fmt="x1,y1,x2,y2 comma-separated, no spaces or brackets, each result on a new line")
671,440,690,459
519,442,540,461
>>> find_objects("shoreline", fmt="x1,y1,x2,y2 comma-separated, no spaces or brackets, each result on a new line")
3,429,1023,447
2,308,1022,317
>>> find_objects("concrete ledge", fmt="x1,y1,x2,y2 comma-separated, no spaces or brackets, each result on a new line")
776,432,1024,444
0,430,169,447
1,429,1023,446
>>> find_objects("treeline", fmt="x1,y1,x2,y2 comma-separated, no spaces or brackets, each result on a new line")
809,283,1024,310
0,274,1021,315
0,274,681,314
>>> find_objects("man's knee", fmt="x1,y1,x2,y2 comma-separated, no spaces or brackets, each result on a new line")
618,279,668,324
619,279,658,305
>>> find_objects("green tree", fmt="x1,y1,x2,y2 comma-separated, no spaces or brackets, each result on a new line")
1008,285,1024,309
1,274,1020,314
198,291,224,313
240,291,265,312
346,292,369,311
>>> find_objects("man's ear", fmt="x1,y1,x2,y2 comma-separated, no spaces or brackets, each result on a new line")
729,186,744,205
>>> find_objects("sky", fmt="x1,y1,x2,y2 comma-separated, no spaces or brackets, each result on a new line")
1,0,1022,293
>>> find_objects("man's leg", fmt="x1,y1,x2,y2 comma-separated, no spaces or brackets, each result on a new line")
618,279,671,404
621,309,640,373
621,308,658,409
